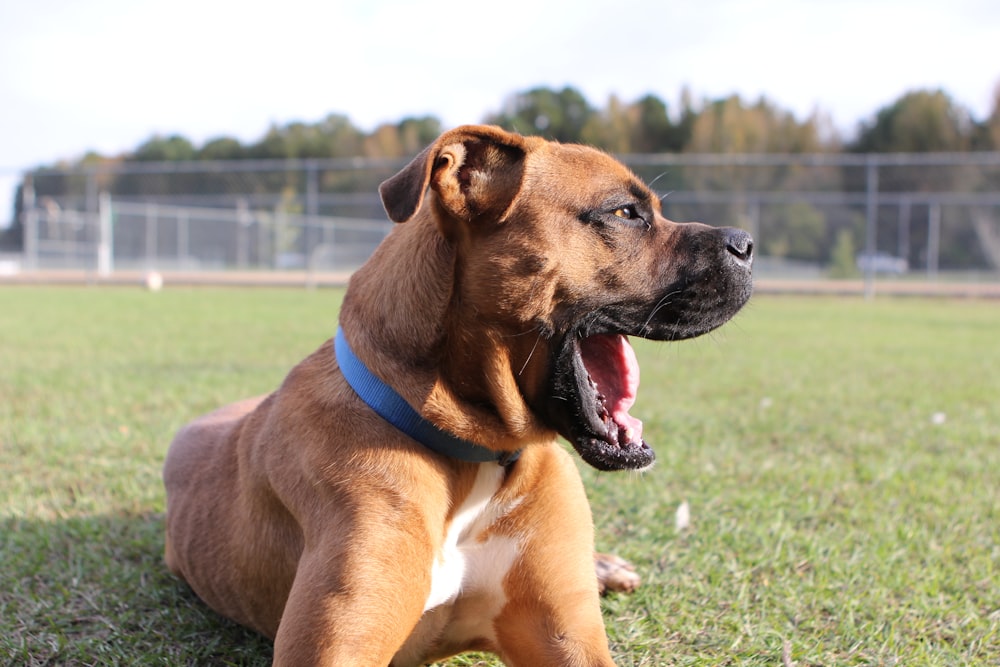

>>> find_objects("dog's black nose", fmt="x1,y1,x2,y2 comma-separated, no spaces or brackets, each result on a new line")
723,228,754,266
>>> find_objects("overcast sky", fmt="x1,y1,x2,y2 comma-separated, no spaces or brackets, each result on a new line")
1,0,998,223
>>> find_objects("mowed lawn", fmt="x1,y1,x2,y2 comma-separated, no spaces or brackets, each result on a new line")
1,286,998,666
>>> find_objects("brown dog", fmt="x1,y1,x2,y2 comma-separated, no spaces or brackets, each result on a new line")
163,125,753,665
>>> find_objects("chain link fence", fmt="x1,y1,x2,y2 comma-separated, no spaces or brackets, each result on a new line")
21,198,391,275
6,152,1000,292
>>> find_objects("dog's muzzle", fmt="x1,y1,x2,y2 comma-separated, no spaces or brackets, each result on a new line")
542,225,753,471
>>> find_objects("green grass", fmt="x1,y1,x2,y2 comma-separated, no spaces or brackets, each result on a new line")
2,287,998,666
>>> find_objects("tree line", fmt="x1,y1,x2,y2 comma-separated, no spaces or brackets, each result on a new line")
47,83,1000,168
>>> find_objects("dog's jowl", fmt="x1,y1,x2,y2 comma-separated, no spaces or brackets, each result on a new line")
163,125,753,666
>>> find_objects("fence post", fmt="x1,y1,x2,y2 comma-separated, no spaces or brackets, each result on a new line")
273,202,283,269
86,171,98,221
97,192,113,276
927,202,941,278
237,198,250,268
306,163,319,255
897,196,911,263
863,155,879,300
145,203,158,270
178,211,189,269
22,174,38,271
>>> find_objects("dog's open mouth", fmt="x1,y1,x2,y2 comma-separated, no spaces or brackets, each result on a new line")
552,332,655,472
580,334,644,446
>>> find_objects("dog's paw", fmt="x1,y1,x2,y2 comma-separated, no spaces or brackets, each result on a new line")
594,552,641,594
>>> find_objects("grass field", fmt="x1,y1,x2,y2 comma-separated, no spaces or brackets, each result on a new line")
2,286,998,666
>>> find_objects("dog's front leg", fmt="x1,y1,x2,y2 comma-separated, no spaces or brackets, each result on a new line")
491,450,618,667
271,537,432,666
494,529,618,667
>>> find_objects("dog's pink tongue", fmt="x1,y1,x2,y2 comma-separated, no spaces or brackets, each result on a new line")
580,334,643,442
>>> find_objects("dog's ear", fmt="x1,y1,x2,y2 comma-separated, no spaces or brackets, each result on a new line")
379,125,527,224
379,142,438,223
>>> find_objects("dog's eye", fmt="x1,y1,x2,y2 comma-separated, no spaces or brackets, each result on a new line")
609,205,650,229
613,206,639,220
580,203,650,229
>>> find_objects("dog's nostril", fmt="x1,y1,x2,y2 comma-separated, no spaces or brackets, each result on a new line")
724,229,754,264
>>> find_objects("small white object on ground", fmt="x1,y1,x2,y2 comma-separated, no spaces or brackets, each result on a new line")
145,271,163,291
675,500,691,533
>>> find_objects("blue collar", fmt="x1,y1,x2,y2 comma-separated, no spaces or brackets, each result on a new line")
334,329,520,466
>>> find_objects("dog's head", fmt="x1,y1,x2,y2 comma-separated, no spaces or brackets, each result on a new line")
379,125,753,471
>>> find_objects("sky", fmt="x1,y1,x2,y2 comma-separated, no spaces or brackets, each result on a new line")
1,0,998,225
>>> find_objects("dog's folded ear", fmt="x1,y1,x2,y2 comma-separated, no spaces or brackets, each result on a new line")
379,125,527,225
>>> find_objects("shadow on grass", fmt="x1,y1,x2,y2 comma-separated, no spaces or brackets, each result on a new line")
0,512,273,666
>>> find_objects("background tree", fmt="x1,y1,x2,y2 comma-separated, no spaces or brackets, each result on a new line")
396,116,442,156
363,116,441,158
580,94,633,153
760,200,827,262
131,135,197,161
686,95,832,154
680,94,837,194
849,89,988,271
118,135,198,197
198,137,245,161
484,86,594,143
248,121,331,159
980,82,1000,150
673,86,698,152
629,93,685,153
850,89,974,153
828,228,860,278
970,83,1000,268
319,114,366,158
1,183,25,251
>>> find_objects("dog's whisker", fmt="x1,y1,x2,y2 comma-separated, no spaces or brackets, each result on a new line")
646,172,669,189
517,331,544,377
503,326,543,339
641,290,681,332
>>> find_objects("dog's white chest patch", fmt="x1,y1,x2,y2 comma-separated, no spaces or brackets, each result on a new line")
423,465,521,613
